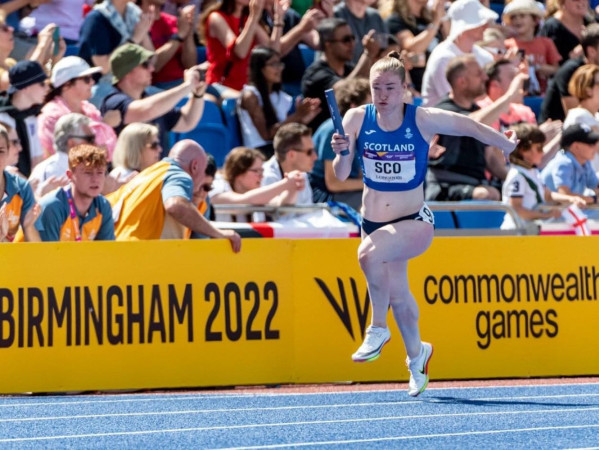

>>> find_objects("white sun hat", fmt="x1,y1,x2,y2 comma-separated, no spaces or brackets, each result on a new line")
447,0,499,40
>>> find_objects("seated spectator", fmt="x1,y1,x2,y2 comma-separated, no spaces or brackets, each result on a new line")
501,123,585,230
334,0,387,65
379,0,445,92
539,0,590,64
100,43,206,155
78,0,155,105
262,122,316,206
421,0,497,107
37,56,118,160
201,0,281,95
0,12,16,92
0,123,39,242
238,46,321,158
425,54,502,201
540,23,599,123
310,77,369,211
109,122,161,182
142,0,197,90
35,144,114,241
0,61,48,177
302,18,376,131
29,113,94,198
209,146,306,222
563,63,599,173
106,139,241,249
189,153,216,238
502,0,562,95
0,120,22,177
541,123,599,203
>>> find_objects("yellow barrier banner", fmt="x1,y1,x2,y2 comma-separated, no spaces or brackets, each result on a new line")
1,236,598,393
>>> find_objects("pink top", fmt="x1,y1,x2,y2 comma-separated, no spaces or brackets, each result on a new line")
37,97,118,160
477,96,537,131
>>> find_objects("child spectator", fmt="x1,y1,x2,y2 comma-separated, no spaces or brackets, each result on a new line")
541,123,599,203
503,0,562,95
36,144,114,241
501,122,586,230
238,46,320,158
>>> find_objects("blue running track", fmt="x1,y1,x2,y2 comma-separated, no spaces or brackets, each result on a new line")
0,382,597,448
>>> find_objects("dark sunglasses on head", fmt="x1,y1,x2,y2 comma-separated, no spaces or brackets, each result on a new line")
148,141,161,149
330,35,355,44
70,134,95,144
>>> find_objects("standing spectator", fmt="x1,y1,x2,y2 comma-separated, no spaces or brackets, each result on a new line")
238,46,321,158
301,18,376,131
262,122,316,206
310,77,369,211
540,23,599,122
209,146,306,222
541,123,599,202
29,113,94,198
30,0,91,44
201,0,282,94
334,0,387,65
421,0,497,107
109,122,161,182
37,56,118,160
0,123,39,242
100,43,206,155
379,0,445,92
539,0,591,64
106,139,242,249
142,0,197,90
0,60,48,177
503,0,562,94
35,144,114,241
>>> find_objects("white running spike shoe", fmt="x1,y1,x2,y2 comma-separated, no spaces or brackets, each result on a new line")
406,342,433,397
351,326,391,362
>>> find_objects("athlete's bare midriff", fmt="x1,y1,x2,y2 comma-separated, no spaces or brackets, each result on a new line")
361,184,425,222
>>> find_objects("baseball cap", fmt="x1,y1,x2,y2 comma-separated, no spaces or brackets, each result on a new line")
447,0,498,40
110,43,154,84
8,61,47,95
561,123,599,148
51,56,102,88
502,0,544,21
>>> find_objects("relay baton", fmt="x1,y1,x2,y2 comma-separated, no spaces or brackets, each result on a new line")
325,89,350,156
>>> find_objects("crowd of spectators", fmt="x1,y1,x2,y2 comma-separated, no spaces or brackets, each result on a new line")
1,0,599,243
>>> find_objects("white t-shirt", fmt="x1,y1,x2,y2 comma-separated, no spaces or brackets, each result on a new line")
501,164,545,229
208,174,265,223
563,107,599,174
421,41,494,107
237,85,292,149
262,156,313,206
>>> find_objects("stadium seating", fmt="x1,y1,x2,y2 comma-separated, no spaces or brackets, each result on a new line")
197,46,207,64
299,44,316,68
524,95,543,122
221,98,243,149
65,45,79,57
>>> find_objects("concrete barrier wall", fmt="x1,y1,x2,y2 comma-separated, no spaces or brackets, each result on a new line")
1,236,598,393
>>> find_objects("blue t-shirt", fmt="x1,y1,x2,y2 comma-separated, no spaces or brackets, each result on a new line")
1,170,35,224
78,10,124,66
357,104,429,192
541,150,599,194
100,86,182,156
161,157,194,202
36,187,115,241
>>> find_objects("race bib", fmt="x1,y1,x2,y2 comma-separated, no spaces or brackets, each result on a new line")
363,149,416,184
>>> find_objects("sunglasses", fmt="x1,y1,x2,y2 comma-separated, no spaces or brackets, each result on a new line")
141,60,155,69
76,75,93,84
147,141,161,149
70,134,95,143
200,183,213,192
329,35,355,44
266,61,285,69
290,147,315,157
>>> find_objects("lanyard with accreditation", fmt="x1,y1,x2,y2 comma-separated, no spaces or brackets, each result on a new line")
64,186,82,242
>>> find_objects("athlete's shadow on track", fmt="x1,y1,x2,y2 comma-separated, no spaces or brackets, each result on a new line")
421,396,598,408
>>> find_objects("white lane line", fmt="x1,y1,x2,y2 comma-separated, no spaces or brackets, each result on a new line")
0,391,598,410
1,407,598,442
1,404,598,423
219,424,599,449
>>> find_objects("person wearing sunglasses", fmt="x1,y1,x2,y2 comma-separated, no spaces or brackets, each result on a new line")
301,18,379,132
100,43,206,156
261,122,317,207
37,56,118,161
108,122,161,184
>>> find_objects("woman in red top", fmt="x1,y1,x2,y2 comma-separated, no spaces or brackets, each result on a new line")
202,0,282,93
